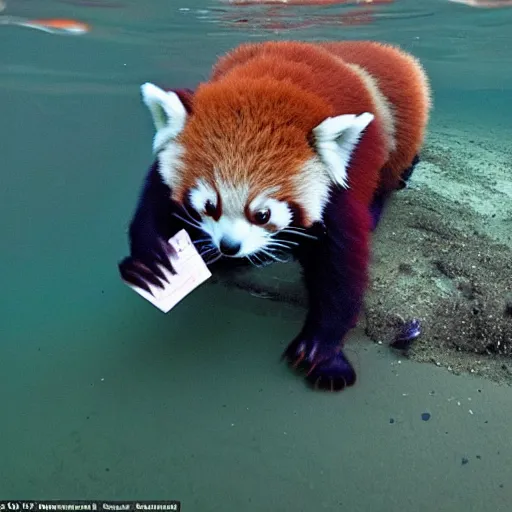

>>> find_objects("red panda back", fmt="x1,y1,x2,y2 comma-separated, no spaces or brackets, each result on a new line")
211,40,431,196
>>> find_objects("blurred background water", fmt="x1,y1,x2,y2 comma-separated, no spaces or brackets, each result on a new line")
1,0,511,510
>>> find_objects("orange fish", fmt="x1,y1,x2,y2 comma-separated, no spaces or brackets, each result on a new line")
0,16,90,34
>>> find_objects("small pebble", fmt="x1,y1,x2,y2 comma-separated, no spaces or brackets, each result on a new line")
389,418,395,424
421,412,431,421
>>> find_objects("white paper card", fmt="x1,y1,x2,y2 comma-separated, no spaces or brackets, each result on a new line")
125,229,212,313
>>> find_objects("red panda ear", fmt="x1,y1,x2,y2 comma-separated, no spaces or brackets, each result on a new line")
311,113,374,188
140,82,189,153
170,88,194,114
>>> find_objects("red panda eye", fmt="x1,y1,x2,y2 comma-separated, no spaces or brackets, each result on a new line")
253,208,271,225
204,200,217,217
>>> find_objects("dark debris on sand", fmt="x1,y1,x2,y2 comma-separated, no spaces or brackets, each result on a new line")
365,139,512,383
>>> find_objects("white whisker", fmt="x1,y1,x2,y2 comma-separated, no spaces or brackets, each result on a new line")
194,237,212,245
260,248,287,263
178,204,202,225
270,237,299,247
246,255,259,268
267,241,294,251
252,253,267,267
280,228,318,240
200,247,217,259
172,213,202,231
251,253,270,268
283,226,307,232
206,253,222,265
281,227,315,235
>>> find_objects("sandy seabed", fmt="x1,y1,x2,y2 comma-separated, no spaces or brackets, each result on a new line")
214,124,512,384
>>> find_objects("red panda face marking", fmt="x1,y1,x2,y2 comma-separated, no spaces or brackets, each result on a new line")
188,177,292,257
295,157,332,223
189,179,220,219
158,141,185,191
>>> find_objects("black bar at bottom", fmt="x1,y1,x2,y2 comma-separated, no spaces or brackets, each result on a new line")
0,502,181,512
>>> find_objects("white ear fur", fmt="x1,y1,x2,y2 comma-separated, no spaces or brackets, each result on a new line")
140,82,188,153
312,112,374,188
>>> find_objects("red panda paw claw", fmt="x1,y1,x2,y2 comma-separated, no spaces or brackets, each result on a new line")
118,256,169,296
281,338,356,392
305,351,357,392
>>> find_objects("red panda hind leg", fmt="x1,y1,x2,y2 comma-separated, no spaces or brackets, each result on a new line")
282,188,371,391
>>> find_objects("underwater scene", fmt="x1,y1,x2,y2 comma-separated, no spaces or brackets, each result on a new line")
1,0,511,509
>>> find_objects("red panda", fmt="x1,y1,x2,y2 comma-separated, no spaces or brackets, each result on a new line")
119,40,431,392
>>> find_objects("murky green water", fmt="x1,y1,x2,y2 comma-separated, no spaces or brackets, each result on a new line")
1,0,512,510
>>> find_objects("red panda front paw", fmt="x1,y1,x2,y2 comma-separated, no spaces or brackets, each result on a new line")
118,242,176,296
304,350,357,392
282,338,356,392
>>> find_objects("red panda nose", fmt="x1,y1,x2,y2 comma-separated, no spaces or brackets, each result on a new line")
219,238,241,256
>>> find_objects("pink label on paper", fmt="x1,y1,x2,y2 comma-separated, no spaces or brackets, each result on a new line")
125,230,212,313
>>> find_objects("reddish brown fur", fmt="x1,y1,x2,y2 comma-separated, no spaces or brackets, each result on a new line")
175,41,430,217
319,41,431,191
176,76,331,206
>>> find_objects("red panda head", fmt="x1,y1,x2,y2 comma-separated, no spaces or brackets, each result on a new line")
141,78,373,259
